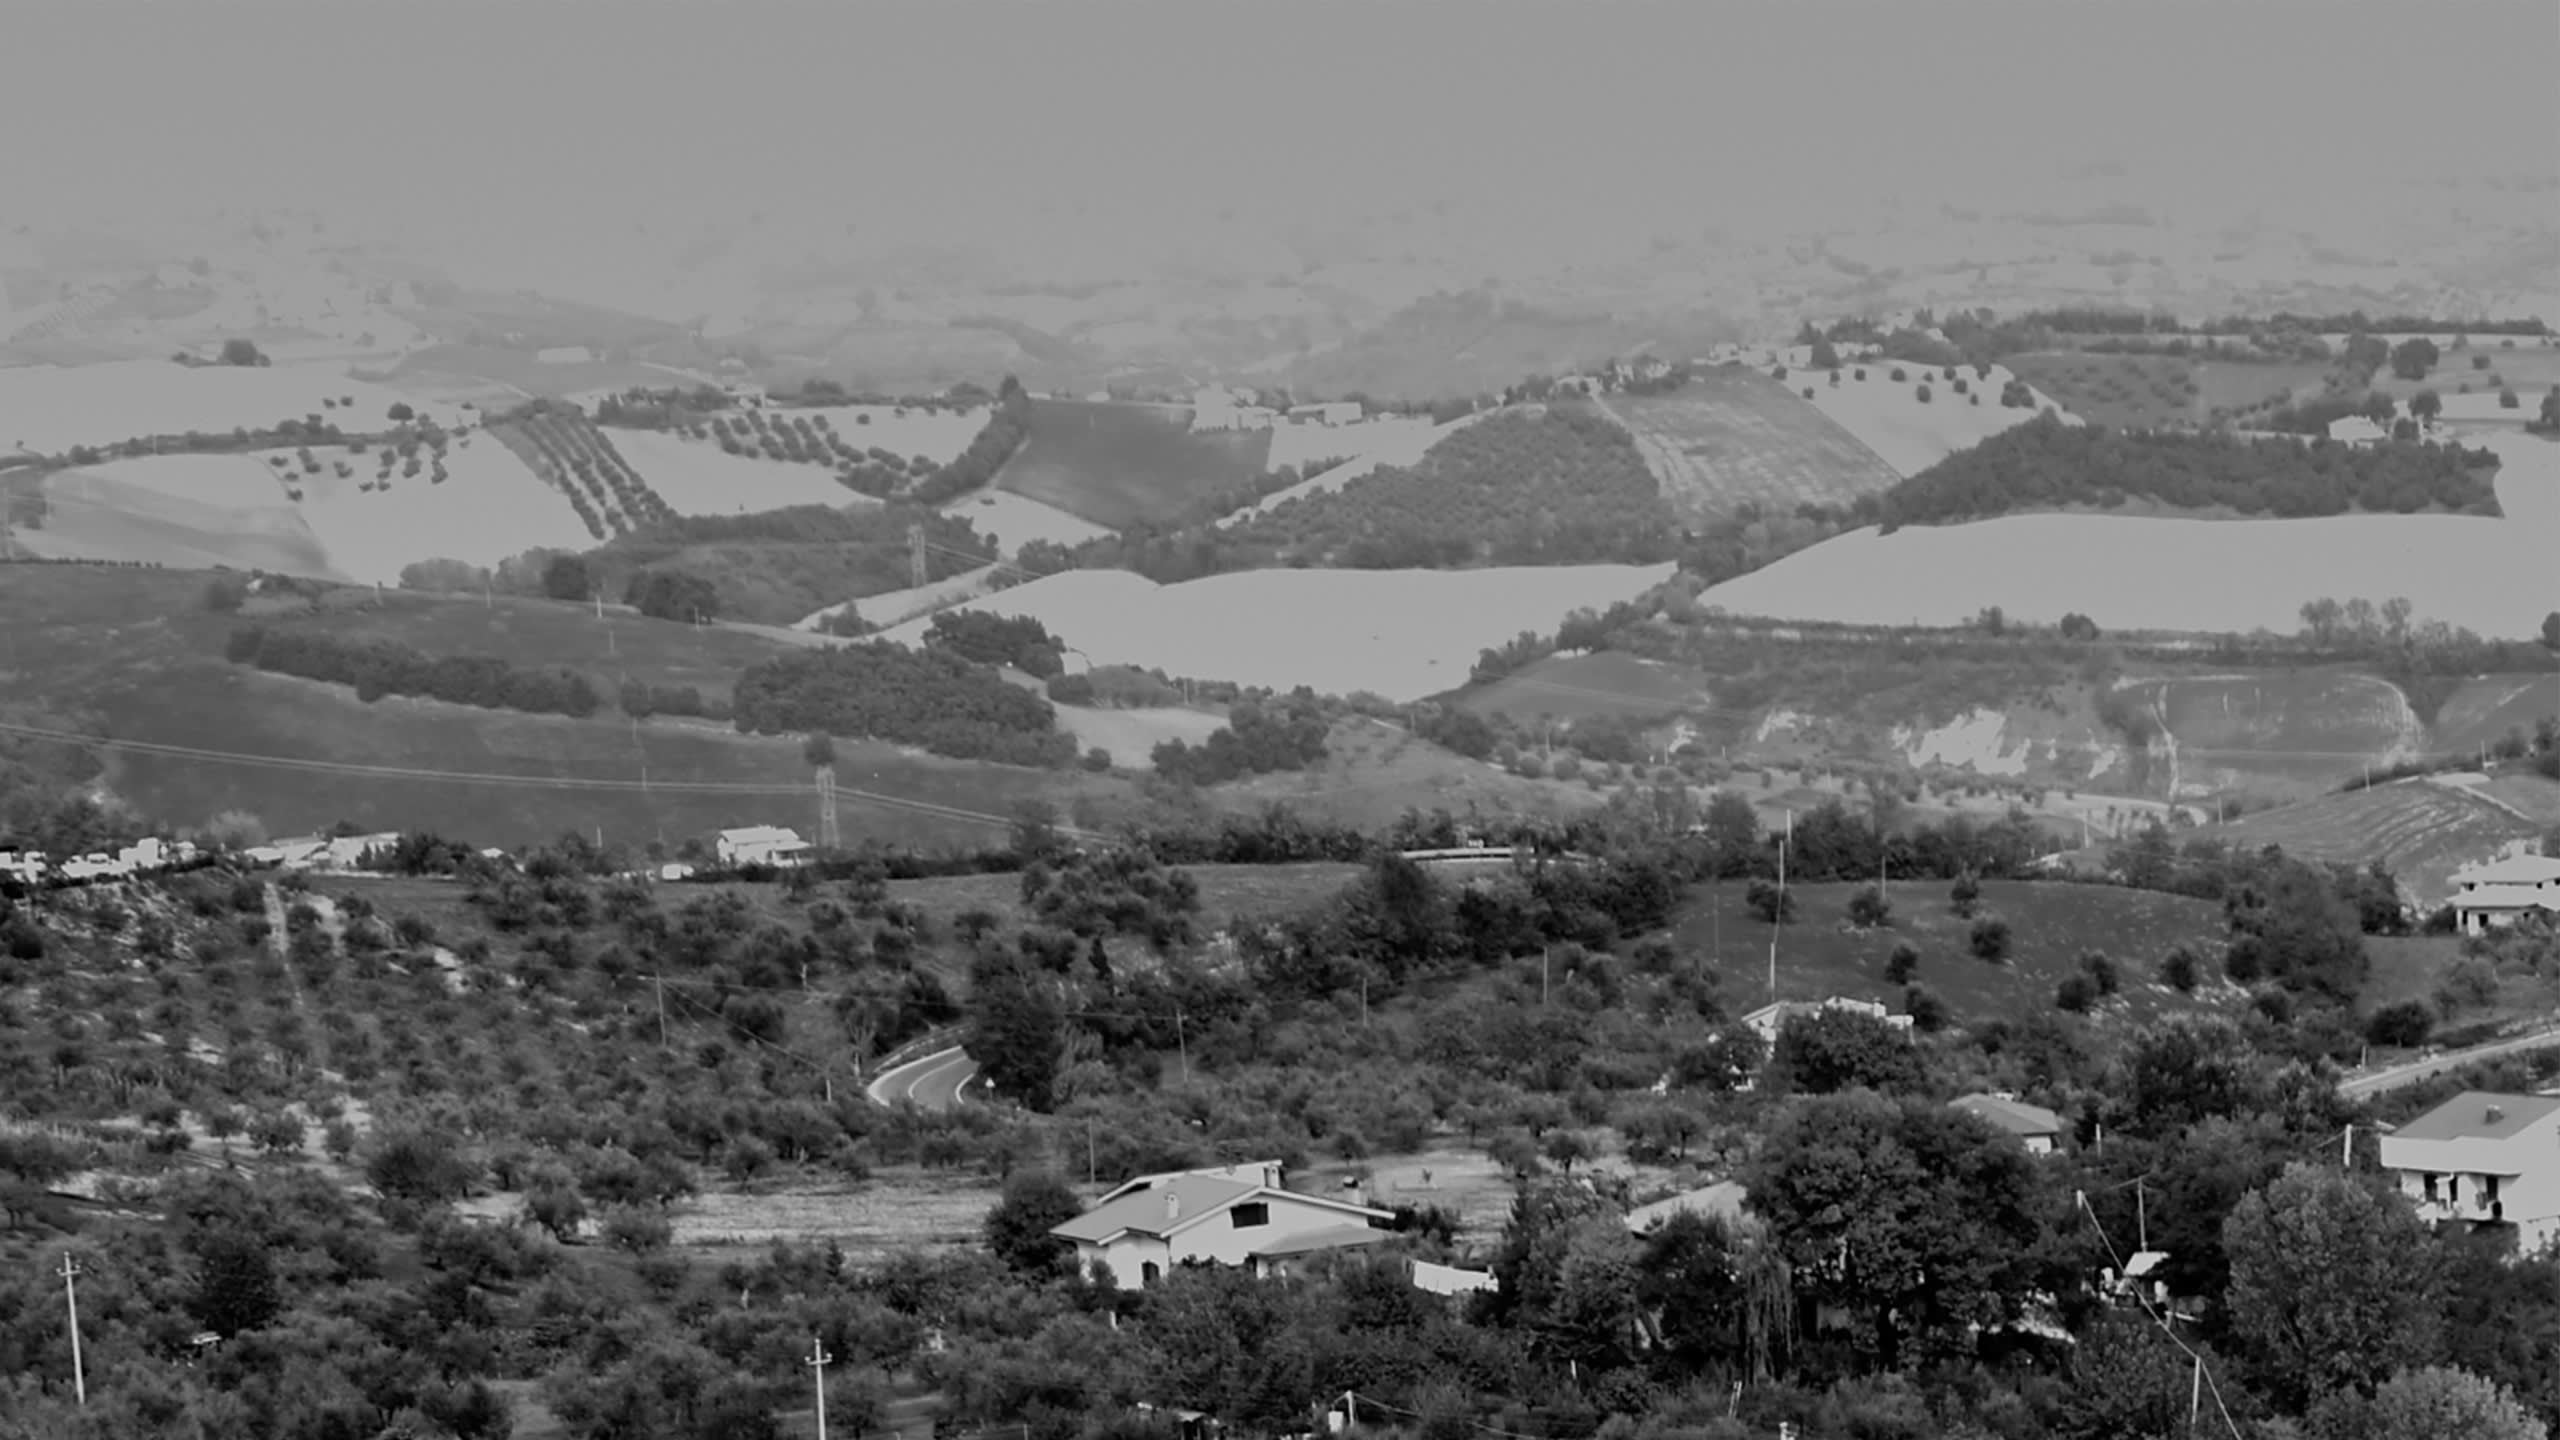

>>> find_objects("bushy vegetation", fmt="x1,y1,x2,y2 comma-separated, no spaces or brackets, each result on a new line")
1873,411,2497,526
731,641,1075,767
224,624,603,718
1064,407,1675,581
1150,690,1333,786
924,609,1064,677
908,376,1031,506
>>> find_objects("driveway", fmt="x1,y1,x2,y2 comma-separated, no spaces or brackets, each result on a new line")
867,1045,978,1111
2340,1023,2560,1099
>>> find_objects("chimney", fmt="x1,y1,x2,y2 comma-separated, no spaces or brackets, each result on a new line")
1165,1190,1181,1224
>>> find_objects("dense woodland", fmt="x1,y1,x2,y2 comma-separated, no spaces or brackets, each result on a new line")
1148,691,1333,787
222,625,604,720
730,641,1076,767
1056,409,1678,583
515,505,998,628
6,788,2558,1437
1871,413,2501,526
924,610,1066,677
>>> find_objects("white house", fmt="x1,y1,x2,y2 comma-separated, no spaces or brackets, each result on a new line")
2378,1091,2560,1257
1049,1161,1394,1288
1740,996,1916,1048
1410,1259,1498,1297
2326,415,2389,446
2449,854,2560,937
1952,1093,2067,1156
0,847,47,883
716,826,810,868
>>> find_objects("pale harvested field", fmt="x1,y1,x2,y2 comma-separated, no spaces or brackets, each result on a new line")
1236,413,1489,519
1695,427,2559,639
1793,361,2076,477
796,563,1000,632
608,426,876,516
17,463,339,576
870,562,1680,703
284,442,597,582
794,403,988,465
0,360,466,456
1264,415,1439,473
951,489,1114,552
1050,703,1230,768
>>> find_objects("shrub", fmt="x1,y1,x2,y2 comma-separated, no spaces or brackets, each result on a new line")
1081,747,1113,773
2056,974,2098,1013
1847,885,1892,928
2159,943,2201,993
1883,940,1919,986
1915,384,1933,404
2364,999,2434,1048
1968,915,2012,963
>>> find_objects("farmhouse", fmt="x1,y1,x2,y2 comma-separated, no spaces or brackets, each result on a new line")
1740,996,1916,1047
1549,376,1604,398
2325,416,2389,446
1048,1161,1394,1287
1951,1093,2067,1155
715,826,811,868
1286,401,1363,427
2377,1091,2560,1256
2448,853,2560,937
0,846,44,883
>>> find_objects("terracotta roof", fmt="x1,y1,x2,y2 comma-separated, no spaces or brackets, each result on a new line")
1953,1093,2066,1138
1247,1224,1391,1259
2455,854,2560,886
2390,1091,2560,1144
2452,884,2560,911
1051,1174,1261,1244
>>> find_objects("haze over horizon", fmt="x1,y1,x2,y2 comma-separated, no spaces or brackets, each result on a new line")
8,0,2554,313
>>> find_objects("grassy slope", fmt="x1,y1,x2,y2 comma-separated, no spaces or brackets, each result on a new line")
1673,878,2238,1029
2204,773,2555,906
994,399,1272,530
2000,351,2332,429
1458,651,1719,725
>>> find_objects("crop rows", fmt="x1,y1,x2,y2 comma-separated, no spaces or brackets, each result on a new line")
493,415,675,539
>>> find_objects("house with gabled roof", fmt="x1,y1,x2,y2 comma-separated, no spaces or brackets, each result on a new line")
1049,1160,1394,1288
1952,1093,2067,1155
2378,1091,2560,1257
2448,853,2560,937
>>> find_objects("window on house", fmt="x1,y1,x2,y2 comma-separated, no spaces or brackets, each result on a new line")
1229,1202,1271,1229
2423,1173,2439,1203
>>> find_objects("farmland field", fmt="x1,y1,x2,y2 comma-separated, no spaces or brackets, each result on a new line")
996,399,1272,529
789,403,988,465
1591,372,1901,522
1789,360,2075,477
951,490,1112,553
1236,414,1485,520
2122,670,2426,794
870,563,1681,703
1264,415,1436,474
607,426,871,516
1458,651,1717,724
0,359,466,455
1204,715,1615,831
2206,778,2544,905
1692,429,2560,640
879,861,1365,936
1669,878,2234,1028
11,438,592,583
2000,351,2331,431
2364,338,2560,405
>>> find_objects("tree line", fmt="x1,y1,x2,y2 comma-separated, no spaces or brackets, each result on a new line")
730,640,1076,767
907,375,1032,507
1149,690,1334,786
223,625,603,719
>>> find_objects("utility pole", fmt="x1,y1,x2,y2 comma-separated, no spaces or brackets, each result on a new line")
60,1253,85,1407
1086,1117,1097,1186
654,975,668,1047
806,1334,833,1440
1176,1010,1190,1084
1768,809,1790,1002
908,523,928,590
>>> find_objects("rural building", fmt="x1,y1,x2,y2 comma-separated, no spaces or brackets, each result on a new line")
715,826,811,868
1286,401,1363,426
2325,416,2389,446
1740,996,1916,1048
536,346,594,365
1951,1093,2067,1155
1048,1161,1394,1288
1625,1181,1752,1235
1410,1259,1498,1297
2448,854,2560,937
2378,1091,2560,1256
1549,376,1603,398
1398,846,1525,884
0,846,44,883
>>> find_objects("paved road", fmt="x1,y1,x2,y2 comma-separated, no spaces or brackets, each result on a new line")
2340,1024,2560,1099
867,1045,978,1111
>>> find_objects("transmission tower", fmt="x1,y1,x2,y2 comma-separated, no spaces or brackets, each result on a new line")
815,765,840,851
908,523,928,590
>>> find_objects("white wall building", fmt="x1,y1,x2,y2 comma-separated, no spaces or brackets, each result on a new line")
716,825,811,868
2449,854,2560,937
1952,1093,2067,1156
1740,996,1916,1048
1050,1161,1394,1288
2379,1092,2560,1257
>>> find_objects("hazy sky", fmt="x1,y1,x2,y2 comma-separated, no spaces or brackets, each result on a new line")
5,0,2552,269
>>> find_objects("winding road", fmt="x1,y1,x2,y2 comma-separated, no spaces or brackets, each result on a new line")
867,1045,978,1111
